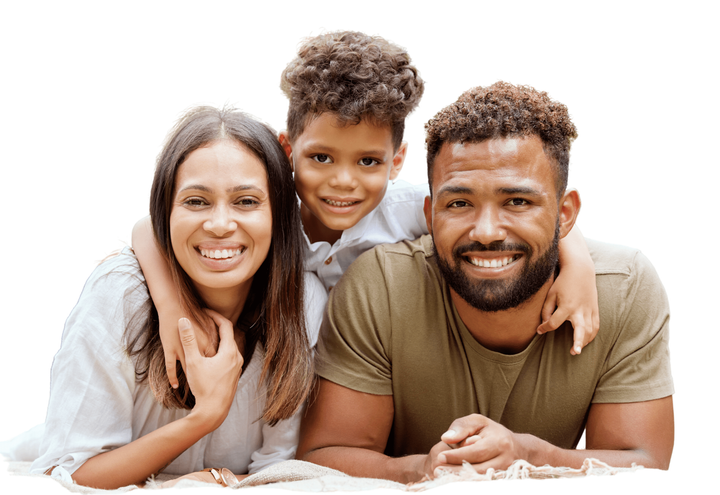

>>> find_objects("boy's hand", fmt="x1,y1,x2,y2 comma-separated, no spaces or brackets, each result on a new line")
161,313,216,389
536,263,600,355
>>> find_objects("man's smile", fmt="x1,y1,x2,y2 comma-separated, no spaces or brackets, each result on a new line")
465,254,522,269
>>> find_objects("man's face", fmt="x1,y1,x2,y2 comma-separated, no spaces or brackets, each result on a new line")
424,136,563,312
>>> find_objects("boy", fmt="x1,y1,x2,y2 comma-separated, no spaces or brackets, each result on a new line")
133,31,598,389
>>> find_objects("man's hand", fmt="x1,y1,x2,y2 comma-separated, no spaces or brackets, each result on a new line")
427,414,529,477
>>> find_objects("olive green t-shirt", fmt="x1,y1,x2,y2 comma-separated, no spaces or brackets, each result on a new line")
316,235,674,457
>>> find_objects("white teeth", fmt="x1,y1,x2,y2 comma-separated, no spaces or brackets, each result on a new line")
325,199,356,207
468,255,518,268
200,248,244,259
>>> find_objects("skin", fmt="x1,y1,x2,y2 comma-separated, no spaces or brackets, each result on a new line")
297,136,674,482
70,140,272,488
278,113,406,245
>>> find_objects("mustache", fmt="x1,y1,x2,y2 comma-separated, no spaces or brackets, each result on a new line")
454,241,531,257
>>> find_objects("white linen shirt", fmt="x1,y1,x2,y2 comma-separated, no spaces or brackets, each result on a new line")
30,248,327,479
304,180,429,290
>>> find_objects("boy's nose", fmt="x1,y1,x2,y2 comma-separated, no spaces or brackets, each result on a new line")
329,164,358,189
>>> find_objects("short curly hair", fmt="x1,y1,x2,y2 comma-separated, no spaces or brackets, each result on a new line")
425,82,578,197
280,31,424,151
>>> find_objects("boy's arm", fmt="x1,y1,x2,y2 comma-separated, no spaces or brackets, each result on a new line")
537,224,600,355
132,217,209,388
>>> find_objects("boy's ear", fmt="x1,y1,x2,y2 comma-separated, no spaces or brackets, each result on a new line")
389,142,408,181
278,132,294,171
558,189,581,239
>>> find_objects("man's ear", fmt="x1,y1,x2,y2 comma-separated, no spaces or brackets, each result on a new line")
423,195,433,236
278,132,294,171
558,189,581,239
389,142,408,181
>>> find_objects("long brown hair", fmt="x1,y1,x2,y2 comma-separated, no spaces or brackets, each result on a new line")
127,107,311,425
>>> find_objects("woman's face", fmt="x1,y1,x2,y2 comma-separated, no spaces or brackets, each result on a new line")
170,139,272,297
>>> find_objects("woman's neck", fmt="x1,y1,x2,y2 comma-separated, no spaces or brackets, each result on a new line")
195,280,252,324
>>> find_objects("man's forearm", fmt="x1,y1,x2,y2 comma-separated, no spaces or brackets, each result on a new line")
302,446,426,484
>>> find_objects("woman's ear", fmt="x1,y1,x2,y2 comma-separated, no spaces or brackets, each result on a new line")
558,189,581,239
278,132,294,171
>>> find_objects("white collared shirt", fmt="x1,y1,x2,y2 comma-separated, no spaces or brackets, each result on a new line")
304,180,429,291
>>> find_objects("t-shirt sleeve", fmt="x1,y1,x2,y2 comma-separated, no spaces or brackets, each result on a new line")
315,247,393,395
30,252,145,475
592,249,674,403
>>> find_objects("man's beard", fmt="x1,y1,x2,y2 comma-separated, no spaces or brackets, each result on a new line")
434,225,560,312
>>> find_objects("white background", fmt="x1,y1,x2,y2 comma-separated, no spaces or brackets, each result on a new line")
1,0,717,473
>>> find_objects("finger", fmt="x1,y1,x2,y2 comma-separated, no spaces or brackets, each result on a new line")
204,309,235,352
178,317,201,361
539,291,558,331
439,439,495,466
568,313,588,355
165,349,179,389
537,306,568,335
441,414,488,446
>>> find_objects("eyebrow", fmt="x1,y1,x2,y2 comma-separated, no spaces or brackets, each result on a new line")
498,186,542,196
305,142,388,158
436,185,474,197
178,184,265,194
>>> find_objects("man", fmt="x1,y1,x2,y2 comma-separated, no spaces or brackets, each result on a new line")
297,82,674,483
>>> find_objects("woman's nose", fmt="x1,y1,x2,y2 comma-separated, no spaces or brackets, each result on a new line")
203,205,238,236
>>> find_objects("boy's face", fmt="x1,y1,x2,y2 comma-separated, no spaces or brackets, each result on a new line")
281,113,406,243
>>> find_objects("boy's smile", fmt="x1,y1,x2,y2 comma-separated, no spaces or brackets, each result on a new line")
281,113,406,244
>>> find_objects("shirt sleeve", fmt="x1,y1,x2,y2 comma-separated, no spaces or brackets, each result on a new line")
592,249,674,403
315,247,394,395
30,252,146,475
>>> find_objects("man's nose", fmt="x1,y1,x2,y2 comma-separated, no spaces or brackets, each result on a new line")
203,205,238,236
329,164,358,190
468,206,507,245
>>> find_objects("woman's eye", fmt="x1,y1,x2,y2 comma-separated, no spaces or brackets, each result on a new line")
312,154,332,164
184,198,207,207
236,198,259,207
358,157,379,167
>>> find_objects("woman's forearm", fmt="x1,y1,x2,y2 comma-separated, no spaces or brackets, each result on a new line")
71,410,220,489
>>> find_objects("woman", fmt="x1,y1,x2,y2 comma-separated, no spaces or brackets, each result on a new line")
30,107,327,488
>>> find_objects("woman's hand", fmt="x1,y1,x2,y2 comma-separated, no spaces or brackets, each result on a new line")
180,310,244,429
161,313,215,389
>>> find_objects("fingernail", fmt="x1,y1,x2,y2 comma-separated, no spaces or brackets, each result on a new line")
442,429,456,438
574,346,582,354
171,383,178,389
178,318,190,331
437,454,446,464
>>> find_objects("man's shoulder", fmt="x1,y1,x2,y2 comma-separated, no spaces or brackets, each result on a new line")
586,238,660,283
339,235,435,290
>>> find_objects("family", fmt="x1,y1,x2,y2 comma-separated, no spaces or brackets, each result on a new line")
20,31,674,488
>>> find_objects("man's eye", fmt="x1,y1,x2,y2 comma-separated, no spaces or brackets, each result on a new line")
358,157,379,167
312,154,332,164
507,198,529,206
448,200,470,208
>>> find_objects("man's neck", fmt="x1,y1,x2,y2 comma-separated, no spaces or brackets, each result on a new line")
450,278,554,354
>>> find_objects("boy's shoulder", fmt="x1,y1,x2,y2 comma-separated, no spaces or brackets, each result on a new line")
379,180,429,206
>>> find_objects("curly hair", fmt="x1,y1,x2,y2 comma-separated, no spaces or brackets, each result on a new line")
425,82,578,197
280,31,424,151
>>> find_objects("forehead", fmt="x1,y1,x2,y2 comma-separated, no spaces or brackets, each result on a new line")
176,140,268,186
298,112,394,150
431,136,556,196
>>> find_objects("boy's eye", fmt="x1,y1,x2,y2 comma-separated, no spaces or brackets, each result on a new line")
358,157,379,167
312,154,333,164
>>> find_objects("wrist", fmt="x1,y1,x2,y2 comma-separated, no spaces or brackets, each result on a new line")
186,405,226,434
